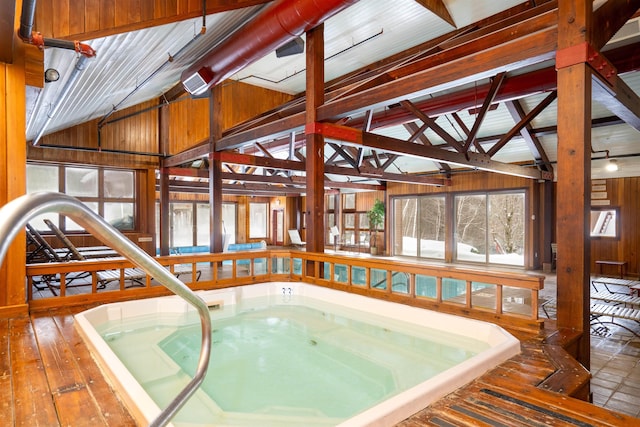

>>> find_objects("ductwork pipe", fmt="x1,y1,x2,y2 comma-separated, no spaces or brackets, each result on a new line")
181,0,360,95
32,55,89,146
19,0,96,57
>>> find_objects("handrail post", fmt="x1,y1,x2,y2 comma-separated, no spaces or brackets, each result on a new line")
0,192,211,427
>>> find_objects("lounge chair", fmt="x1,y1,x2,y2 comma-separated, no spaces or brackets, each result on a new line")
288,229,306,247
26,223,67,263
590,303,640,337
44,219,120,259
32,219,201,294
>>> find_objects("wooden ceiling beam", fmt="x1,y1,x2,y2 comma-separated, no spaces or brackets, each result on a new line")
310,122,550,180
318,10,558,121
324,164,449,186
404,122,452,171
486,91,557,157
413,0,455,26
400,100,465,152
504,100,554,172
463,72,505,152
591,72,640,131
591,0,640,49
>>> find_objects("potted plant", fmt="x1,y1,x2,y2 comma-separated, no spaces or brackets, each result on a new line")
367,199,385,255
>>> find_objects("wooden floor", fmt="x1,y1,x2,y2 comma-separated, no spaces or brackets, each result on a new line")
1,307,638,426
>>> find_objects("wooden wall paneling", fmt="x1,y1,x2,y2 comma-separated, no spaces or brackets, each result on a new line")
100,0,116,31
34,0,273,41
24,44,43,88
53,0,71,38
69,0,86,36
85,0,101,33
115,0,141,27
168,97,209,155
220,81,295,131
1,32,27,309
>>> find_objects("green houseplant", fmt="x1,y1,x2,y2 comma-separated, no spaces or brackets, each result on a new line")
367,199,385,255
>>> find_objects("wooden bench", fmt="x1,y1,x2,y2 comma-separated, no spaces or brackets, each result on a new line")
595,260,627,278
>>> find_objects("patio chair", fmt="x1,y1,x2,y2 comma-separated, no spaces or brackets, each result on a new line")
26,223,67,263
43,219,119,259
288,229,306,247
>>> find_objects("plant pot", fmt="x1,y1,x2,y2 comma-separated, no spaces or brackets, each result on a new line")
370,246,378,255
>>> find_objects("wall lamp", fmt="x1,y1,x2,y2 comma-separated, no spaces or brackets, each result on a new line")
44,68,60,83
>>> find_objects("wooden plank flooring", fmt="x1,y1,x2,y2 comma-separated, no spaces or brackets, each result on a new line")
2,306,638,426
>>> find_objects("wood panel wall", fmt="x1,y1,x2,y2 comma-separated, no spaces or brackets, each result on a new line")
30,99,160,169
168,97,210,155
590,177,640,277
167,82,295,155
34,0,270,40
218,80,295,131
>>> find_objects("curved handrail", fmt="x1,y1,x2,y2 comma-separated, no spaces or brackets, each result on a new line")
0,192,211,427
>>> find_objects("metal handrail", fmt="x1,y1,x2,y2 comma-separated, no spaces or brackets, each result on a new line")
0,192,211,427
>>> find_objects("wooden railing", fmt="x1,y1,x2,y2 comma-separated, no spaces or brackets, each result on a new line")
27,249,545,332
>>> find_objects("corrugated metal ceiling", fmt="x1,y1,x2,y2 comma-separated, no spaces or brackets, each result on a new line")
24,0,640,181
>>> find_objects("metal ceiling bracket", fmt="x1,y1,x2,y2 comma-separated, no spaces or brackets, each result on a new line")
555,41,616,87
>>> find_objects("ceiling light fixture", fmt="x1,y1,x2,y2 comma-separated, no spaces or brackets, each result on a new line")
606,159,619,172
44,68,60,83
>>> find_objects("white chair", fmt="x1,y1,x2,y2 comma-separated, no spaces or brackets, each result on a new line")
288,230,306,247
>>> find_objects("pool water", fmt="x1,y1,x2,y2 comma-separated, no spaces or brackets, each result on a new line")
98,296,487,426
77,283,520,426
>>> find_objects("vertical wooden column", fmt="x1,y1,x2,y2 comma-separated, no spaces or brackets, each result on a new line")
209,85,223,253
556,0,592,370
0,1,27,314
305,24,325,255
158,102,170,256
158,166,170,256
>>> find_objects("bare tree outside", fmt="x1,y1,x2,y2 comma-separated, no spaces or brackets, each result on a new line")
455,195,487,259
489,193,525,256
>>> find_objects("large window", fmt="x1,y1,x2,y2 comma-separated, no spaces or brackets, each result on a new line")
249,202,268,239
392,191,525,266
27,163,135,231
455,192,525,266
155,202,236,250
393,196,445,259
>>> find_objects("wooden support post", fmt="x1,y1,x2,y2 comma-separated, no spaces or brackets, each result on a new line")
305,24,325,255
210,85,224,253
158,102,171,256
0,4,27,311
556,0,592,370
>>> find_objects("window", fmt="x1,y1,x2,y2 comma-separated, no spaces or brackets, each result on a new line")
393,196,445,259
455,192,524,266
26,163,136,232
196,204,210,246
249,202,268,239
26,164,59,230
171,203,193,247
455,194,487,262
392,191,525,266
222,202,237,245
